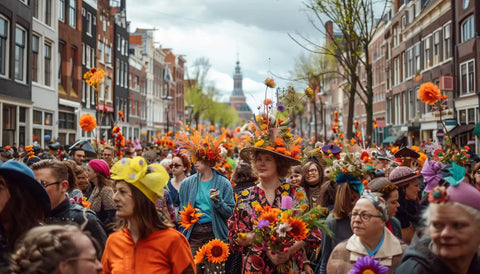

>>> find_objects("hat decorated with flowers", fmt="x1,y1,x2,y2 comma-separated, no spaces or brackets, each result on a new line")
328,152,369,194
110,156,169,203
429,182,480,210
239,82,307,167
175,129,227,164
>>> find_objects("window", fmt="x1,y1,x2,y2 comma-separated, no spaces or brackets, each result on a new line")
459,109,467,125
14,26,26,82
424,36,431,69
33,110,43,124
119,61,123,86
45,0,52,26
58,42,64,85
414,43,421,73
117,34,120,50
443,24,451,60
44,112,53,125
0,17,7,76
90,47,94,68
115,59,119,85
99,82,105,101
69,0,76,28
461,17,474,43
86,12,92,35
33,0,40,19
409,89,416,119
58,0,65,22
32,35,40,83
105,45,111,65
102,15,107,33
58,112,75,129
98,41,104,63
460,59,475,96
44,43,52,86
433,31,440,65
86,44,91,67
105,77,112,101
468,108,475,124
82,42,85,65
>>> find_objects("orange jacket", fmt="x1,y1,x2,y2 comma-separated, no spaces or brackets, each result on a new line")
101,228,195,274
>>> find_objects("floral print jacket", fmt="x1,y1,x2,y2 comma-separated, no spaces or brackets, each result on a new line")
228,182,309,273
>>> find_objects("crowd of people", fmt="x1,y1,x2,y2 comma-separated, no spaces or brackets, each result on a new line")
1,80,480,273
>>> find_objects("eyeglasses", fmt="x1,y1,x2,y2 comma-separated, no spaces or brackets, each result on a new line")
169,163,183,169
349,212,383,222
40,180,62,188
306,168,318,174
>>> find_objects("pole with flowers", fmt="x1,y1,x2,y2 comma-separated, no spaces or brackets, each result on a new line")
417,82,452,163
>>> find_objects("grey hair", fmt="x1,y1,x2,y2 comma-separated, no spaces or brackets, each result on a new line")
421,202,480,236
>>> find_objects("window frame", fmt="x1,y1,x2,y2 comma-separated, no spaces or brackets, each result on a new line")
461,16,474,43
69,0,76,29
44,42,52,86
459,59,475,96
14,25,27,83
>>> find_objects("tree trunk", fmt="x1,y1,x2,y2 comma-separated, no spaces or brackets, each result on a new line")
346,81,356,140
365,48,374,147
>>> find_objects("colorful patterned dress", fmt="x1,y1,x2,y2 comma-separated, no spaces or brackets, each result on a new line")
228,182,309,273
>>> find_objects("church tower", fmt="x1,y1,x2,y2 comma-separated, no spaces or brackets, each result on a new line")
229,59,252,121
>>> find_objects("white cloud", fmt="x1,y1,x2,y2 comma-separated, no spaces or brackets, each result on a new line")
126,0,318,112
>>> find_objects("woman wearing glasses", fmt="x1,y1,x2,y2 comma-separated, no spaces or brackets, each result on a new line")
327,191,406,273
10,225,103,274
167,152,191,215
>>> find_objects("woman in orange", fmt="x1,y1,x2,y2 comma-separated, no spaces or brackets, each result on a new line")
101,157,195,274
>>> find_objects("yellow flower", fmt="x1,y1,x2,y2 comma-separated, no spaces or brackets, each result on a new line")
261,124,267,130
300,203,309,212
296,190,306,201
285,132,292,138
281,191,289,197
241,189,249,196
283,184,290,190
254,139,265,147
251,200,260,208
305,87,314,98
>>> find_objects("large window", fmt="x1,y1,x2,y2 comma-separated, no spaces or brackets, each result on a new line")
443,24,451,60
0,17,7,77
424,36,431,70
58,0,65,22
105,77,112,102
105,45,111,65
69,0,76,28
14,26,26,82
44,43,52,86
45,0,52,26
59,112,75,129
32,35,39,82
433,31,440,65
406,48,413,78
98,41,104,63
86,12,92,35
460,59,475,96
461,17,474,43
414,43,421,73
33,0,40,19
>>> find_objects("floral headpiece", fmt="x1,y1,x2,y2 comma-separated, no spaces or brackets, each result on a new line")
328,152,369,183
301,146,326,167
361,190,389,221
175,129,227,163
240,82,310,166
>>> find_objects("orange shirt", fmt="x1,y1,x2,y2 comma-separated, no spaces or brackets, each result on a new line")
101,228,195,274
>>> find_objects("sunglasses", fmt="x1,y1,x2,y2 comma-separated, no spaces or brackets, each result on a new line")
169,163,183,169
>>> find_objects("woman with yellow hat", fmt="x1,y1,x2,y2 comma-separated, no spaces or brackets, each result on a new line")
101,157,195,273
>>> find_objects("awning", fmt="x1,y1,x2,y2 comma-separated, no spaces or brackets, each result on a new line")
474,123,480,137
382,135,400,144
448,124,476,136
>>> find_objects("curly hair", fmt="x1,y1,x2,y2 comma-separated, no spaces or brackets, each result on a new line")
10,225,99,274
378,184,399,200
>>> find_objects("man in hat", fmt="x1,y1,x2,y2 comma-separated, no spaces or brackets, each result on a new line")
30,159,107,251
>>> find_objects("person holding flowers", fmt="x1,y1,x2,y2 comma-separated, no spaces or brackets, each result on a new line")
228,87,312,273
176,130,234,273
101,156,195,273
326,190,407,273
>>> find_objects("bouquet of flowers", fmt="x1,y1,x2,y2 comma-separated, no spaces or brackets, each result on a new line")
194,239,229,274
247,196,330,252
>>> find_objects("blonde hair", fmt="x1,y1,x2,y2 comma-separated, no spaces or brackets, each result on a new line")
10,225,99,274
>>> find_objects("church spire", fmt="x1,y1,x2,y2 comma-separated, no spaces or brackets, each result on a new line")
232,59,244,96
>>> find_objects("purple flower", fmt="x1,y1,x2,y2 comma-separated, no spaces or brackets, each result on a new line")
281,196,293,210
257,219,270,229
276,103,286,112
348,256,388,274
421,160,445,192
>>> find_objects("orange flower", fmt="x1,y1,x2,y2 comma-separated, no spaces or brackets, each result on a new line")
265,146,275,151
296,190,306,201
79,114,97,132
209,125,215,131
275,147,286,153
288,217,308,241
194,245,206,265
418,82,441,105
118,110,124,117
465,146,470,151
265,77,276,88
275,137,284,146
4,145,11,150
264,98,272,105
179,202,204,231
203,239,229,264
258,206,282,225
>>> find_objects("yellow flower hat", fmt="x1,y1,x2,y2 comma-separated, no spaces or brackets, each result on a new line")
110,156,169,203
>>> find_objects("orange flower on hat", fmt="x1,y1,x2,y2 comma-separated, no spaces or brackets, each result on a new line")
418,82,441,105
179,202,204,231
79,114,97,132
204,239,229,264
275,137,284,147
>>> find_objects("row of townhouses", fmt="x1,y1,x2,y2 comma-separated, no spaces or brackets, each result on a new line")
0,0,185,148
305,0,479,155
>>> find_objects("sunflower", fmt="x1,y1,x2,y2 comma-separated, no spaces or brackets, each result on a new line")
288,217,308,241
258,206,282,225
179,202,204,231
204,239,229,264
79,114,97,132
194,246,206,265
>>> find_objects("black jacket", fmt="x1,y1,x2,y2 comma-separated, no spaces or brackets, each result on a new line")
394,237,480,274
46,198,108,252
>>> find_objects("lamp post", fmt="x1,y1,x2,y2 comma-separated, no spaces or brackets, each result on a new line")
162,96,173,133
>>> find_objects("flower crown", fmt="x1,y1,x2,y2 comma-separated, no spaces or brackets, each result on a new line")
327,151,369,182
175,129,227,163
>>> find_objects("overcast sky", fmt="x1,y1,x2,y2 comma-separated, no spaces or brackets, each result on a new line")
125,0,321,111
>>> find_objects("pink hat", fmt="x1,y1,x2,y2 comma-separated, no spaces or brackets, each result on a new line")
447,182,480,210
88,159,110,178
389,166,421,186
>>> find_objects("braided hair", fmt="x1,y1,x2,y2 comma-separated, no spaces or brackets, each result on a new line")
10,225,96,274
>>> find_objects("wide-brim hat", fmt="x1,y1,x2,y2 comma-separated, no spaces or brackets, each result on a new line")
240,147,300,167
389,166,421,186
394,147,420,159
0,160,51,215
